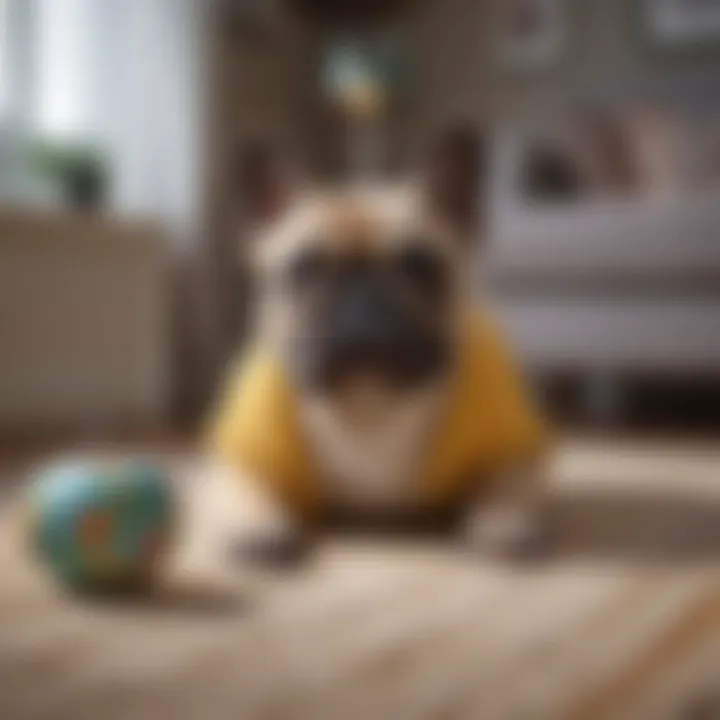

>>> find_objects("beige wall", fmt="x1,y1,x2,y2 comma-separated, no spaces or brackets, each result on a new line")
183,5,318,413
212,10,317,338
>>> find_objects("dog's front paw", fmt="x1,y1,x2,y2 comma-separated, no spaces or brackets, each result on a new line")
228,526,309,568
462,506,550,561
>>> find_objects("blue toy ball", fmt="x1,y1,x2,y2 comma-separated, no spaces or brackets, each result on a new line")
27,458,174,595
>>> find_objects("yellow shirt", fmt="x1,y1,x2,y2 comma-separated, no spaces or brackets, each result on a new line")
207,311,547,517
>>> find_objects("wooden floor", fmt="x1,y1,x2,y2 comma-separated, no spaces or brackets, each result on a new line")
0,437,719,720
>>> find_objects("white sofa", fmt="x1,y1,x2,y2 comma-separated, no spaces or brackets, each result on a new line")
487,133,720,381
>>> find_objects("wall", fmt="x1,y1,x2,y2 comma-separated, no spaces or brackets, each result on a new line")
403,0,720,153
182,2,317,413
208,5,317,350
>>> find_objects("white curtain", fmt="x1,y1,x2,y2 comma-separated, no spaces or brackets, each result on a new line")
35,0,207,237
0,0,39,201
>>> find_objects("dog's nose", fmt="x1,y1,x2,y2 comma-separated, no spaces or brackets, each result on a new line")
331,277,399,359
293,269,448,389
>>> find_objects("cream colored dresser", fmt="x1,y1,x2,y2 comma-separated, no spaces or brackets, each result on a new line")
0,208,172,432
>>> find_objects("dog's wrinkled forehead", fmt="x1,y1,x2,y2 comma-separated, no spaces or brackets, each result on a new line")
243,126,482,262
255,184,456,271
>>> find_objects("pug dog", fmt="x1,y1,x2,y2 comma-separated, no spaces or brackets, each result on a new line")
204,129,549,565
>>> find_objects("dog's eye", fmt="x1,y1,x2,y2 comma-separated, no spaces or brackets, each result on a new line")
287,248,330,291
392,243,447,298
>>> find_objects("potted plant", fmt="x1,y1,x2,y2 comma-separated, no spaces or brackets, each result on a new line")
31,140,109,211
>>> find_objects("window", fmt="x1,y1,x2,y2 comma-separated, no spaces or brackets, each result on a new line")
0,0,94,130
0,0,8,114
36,0,93,138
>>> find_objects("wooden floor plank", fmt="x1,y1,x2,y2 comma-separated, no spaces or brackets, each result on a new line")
561,580,720,720
1,438,720,719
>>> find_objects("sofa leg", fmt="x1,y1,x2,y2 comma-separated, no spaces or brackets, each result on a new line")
581,371,625,426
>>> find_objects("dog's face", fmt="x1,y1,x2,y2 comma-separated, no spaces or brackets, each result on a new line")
255,187,464,392
243,131,482,398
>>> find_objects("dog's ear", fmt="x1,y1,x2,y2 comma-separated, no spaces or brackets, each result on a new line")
423,125,487,242
238,139,298,232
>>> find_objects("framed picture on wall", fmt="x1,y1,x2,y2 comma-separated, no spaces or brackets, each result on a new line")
646,0,720,45
496,0,566,69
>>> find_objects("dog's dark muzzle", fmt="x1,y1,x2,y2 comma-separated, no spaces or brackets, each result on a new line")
292,272,448,390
